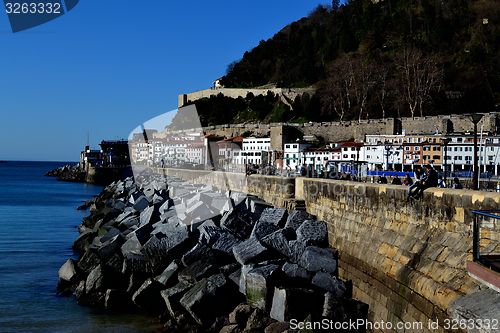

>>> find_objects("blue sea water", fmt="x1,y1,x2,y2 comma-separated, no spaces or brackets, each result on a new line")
0,161,161,333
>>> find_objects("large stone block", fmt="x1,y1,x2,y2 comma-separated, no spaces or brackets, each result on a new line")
311,272,346,297
259,208,288,227
98,234,124,261
86,265,106,294
120,234,142,256
282,262,312,281
132,278,165,314
161,280,193,317
233,237,269,265
178,257,218,284
261,229,294,258
104,289,133,312
155,260,179,287
299,246,338,274
58,258,79,283
322,293,369,322
211,231,242,256
221,209,255,240
77,250,101,273
122,253,148,274
179,274,234,326
245,263,280,311
296,220,328,246
270,287,323,322
251,221,280,242
284,210,314,231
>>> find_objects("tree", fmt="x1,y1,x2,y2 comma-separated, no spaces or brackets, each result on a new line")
397,48,443,118
350,55,375,122
320,54,376,122
320,56,355,121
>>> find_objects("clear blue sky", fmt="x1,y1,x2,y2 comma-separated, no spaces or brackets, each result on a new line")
0,1,326,162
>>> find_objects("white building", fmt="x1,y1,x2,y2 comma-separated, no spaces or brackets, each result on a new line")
185,143,205,165
444,133,500,176
283,142,312,170
303,148,341,172
233,137,271,165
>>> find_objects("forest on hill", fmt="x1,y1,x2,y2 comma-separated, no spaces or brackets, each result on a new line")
182,0,500,126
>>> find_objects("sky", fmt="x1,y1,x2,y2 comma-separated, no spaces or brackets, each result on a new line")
0,0,327,162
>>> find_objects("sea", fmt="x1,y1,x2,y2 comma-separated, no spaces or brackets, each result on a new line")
0,161,161,333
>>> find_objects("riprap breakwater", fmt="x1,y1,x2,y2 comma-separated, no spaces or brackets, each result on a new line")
57,175,367,332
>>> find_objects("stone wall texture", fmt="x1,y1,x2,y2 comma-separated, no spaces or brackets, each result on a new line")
197,113,500,143
178,87,316,108
296,178,500,332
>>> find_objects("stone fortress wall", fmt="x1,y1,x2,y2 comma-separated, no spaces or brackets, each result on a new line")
178,87,316,109
197,113,499,143
177,87,499,142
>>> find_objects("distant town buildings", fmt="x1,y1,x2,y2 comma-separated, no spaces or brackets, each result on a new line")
122,122,500,179
80,140,130,170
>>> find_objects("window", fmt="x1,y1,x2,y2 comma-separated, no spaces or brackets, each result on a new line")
293,144,297,149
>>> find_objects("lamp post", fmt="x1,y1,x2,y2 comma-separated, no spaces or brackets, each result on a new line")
471,114,484,190
442,137,452,185
384,142,391,172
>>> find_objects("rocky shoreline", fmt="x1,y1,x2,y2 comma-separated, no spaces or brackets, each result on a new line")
57,175,368,332
46,164,86,182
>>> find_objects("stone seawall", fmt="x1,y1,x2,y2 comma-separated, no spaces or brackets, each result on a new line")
296,178,499,332
159,168,500,332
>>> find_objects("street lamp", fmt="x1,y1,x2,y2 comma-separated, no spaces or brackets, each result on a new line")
470,114,484,190
384,142,392,172
441,137,452,185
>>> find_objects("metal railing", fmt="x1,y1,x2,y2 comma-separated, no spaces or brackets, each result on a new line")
472,210,500,272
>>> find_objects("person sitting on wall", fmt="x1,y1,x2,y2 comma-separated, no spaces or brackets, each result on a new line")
452,177,463,189
377,176,388,184
391,175,403,185
403,173,414,186
408,164,439,199
437,175,446,188
407,165,424,197
300,164,307,177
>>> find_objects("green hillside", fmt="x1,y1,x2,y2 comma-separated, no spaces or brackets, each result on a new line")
186,0,500,125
